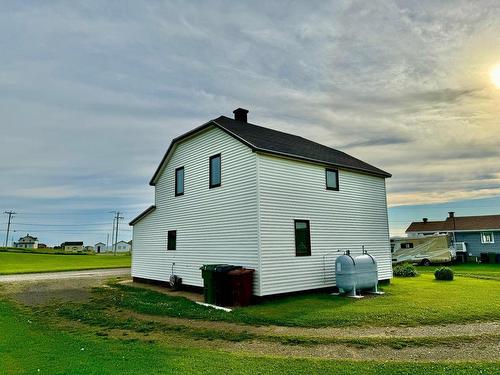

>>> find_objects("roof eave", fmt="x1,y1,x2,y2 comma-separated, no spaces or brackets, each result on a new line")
129,205,156,226
254,149,391,178
149,120,219,186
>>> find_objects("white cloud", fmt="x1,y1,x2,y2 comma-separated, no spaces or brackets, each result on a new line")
1,0,500,245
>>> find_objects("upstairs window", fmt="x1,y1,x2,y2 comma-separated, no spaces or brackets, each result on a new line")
209,154,221,188
294,220,311,256
175,167,184,196
325,168,339,190
167,230,177,250
481,232,494,244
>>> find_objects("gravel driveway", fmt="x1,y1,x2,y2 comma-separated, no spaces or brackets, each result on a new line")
0,268,130,283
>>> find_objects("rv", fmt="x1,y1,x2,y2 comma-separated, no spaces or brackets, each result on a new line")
391,234,456,266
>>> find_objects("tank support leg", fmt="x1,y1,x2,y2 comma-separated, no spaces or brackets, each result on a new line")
346,284,364,299
365,284,385,295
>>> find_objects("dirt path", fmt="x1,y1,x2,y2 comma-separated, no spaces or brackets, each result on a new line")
95,322,500,362
123,309,500,339
0,268,130,282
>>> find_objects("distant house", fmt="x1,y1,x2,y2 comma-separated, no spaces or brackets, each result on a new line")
95,242,106,253
113,241,131,253
406,212,500,257
61,241,84,252
14,234,39,249
130,108,392,297
84,245,94,252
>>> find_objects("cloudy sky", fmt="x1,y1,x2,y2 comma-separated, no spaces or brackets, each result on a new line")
1,1,500,246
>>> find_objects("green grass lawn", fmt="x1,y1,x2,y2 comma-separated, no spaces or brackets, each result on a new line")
93,272,500,328
416,263,500,280
1,300,498,375
0,252,130,275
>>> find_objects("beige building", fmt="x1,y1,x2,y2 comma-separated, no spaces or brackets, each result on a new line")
61,241,84,252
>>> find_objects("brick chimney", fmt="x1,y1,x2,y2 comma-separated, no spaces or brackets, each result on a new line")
233,108,249,122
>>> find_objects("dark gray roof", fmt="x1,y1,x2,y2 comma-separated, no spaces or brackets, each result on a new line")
214,116,391,178
149,115,390,185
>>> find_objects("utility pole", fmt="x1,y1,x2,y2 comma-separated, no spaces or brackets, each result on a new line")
113,211,124,256
110,215,116,252
4,211,16,247
106,233,109,251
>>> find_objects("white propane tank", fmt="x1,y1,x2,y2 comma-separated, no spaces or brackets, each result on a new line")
334,248,384,298
353,251,378,290
335,250,357,296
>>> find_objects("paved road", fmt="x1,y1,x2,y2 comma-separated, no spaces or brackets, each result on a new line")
0,268,130,283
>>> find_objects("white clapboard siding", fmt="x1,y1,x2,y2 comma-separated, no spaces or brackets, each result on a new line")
131,126,261,294
257,153,392,296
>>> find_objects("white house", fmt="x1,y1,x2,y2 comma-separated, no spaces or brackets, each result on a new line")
130,108,392,297
14,234,39,249
114,241,131,253
95,242,106,253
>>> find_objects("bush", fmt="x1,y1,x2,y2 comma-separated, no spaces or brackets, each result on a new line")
393,263,418,277
434,267,454,281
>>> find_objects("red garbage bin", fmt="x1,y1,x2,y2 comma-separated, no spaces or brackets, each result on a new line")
227,268,255,307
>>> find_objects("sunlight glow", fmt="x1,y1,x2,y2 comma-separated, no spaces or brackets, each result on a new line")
490,65,500,88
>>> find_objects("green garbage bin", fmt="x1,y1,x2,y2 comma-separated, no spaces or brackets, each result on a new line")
200,264,225,304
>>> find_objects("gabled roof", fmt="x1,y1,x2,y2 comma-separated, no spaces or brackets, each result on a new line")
406,214,500,233
20,234,38,241
149,115,391,186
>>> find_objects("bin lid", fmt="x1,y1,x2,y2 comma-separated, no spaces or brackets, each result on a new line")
214,265,242,273
200,264,230,271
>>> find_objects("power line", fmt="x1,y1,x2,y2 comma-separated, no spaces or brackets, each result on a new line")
0,221,116,227
3,211,16,247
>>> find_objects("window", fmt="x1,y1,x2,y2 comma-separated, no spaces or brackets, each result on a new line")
325,168,339,190
175,167,184,196
167,230,177,250
401,242,414,249
209,154,221,188
481,232,494,244
294,220,311,256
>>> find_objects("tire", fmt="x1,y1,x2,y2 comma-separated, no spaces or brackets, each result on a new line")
421,259,431,266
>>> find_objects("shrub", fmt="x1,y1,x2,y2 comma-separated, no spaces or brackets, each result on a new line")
434,267,454,281
393,263,418,277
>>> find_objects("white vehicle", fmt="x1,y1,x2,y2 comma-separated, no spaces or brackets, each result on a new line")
391,234,456,266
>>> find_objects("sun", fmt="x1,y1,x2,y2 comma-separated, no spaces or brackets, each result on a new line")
490,65,500,88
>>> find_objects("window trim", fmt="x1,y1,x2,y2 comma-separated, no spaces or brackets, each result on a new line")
325,168,339,191
480,231,494,244
167,230,177,250
294,219,311,257
175,166,184,196
209,153,222,189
